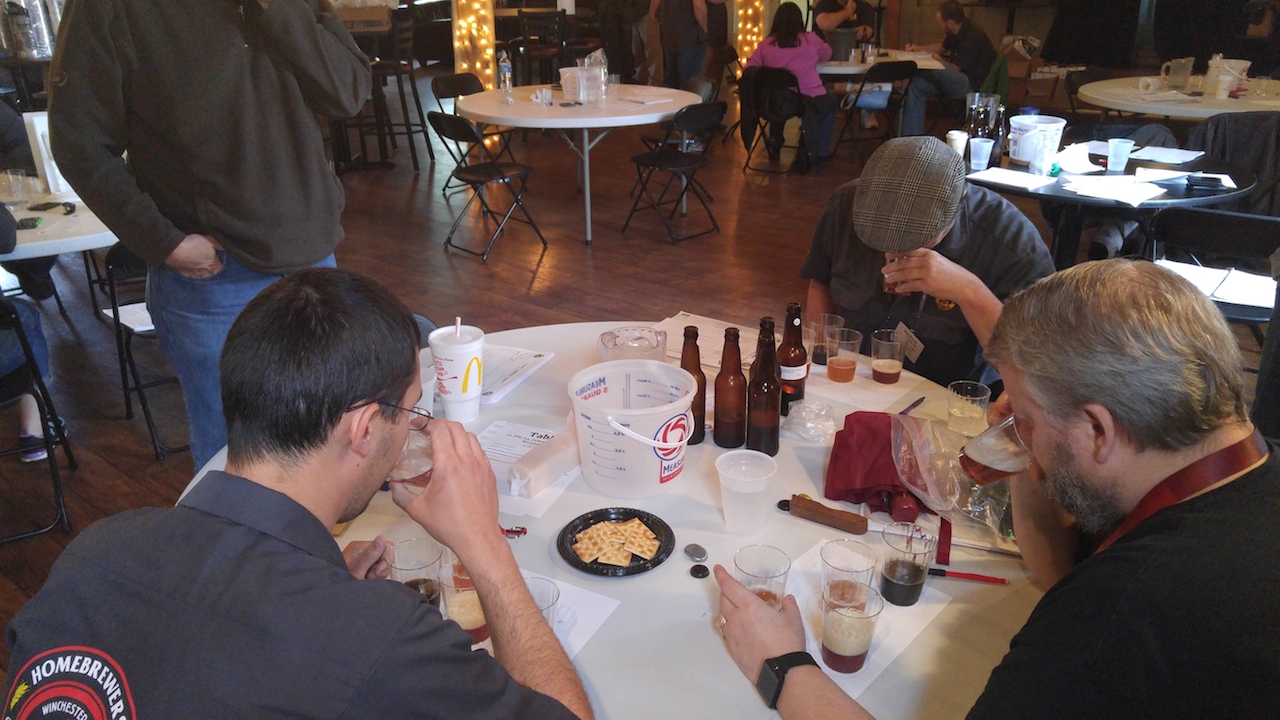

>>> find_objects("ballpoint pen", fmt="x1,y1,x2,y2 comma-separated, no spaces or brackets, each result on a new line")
928,568,1008,585
899,396,926,415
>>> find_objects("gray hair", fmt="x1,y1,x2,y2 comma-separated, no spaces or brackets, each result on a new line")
987,260,1247,452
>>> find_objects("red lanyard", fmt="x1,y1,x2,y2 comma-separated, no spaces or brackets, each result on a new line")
1094,430,1269,555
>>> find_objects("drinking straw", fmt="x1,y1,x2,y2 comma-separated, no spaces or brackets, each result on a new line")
455,317,461,337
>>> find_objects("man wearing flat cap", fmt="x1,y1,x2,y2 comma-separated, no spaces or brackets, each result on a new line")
802,136,1054,387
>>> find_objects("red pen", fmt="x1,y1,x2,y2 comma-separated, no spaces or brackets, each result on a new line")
928,568,1008,585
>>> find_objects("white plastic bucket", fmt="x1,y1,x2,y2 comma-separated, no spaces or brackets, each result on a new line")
1008,115,1066,165
568,360,697,498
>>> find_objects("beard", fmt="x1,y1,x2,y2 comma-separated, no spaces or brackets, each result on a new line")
1042,440,1127,535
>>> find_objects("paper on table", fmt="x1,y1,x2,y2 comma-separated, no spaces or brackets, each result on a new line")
1129,147,1204,164
1193,172,1237,189
481,345,555,405
1055,143,1105,174
1155,259,1277,309
653,312,758,368
966,167,1058,190
788,541,951,697
1062,176,1166,206
521,570,620,660
803,354,927,412
621,87,674,105
1134,167,1191,182
478,421,576,517
1135,90,1196,102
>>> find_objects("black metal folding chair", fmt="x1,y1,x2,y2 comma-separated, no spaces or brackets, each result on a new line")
102,244,189,459
739,66,804,174
623,101,728,244
431,71,517,192
428,111,547,261
833,60,916,157
0,296,73,543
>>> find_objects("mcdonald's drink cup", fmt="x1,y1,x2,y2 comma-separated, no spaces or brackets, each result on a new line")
427,326,485,422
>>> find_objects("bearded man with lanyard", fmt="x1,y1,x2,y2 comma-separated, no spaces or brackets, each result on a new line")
710,260,1280,719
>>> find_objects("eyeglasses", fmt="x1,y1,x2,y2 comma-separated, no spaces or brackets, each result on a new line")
346,401,432,431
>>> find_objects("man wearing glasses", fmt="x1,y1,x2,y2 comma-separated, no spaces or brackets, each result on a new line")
4,269,593,719
712,261,1279,719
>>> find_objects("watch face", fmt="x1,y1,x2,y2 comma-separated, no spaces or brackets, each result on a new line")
756,661,784,709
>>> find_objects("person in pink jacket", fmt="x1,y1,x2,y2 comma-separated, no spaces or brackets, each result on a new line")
746,3,839,173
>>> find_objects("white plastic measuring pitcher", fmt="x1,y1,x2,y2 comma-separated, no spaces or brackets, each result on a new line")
568,360,697,498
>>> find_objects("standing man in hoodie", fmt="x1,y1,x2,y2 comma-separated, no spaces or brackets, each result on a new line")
48,0,371,469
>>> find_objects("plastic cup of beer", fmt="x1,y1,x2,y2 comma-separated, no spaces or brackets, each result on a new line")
427,324,485,422
827,328,862,383
390,537,444,607
805,314,844,366
879,523,937,607
870,329,903,384
716,449,777,534
958,415,1032,486
947,380,991,437
440,560,488,644
821,580,883,673
820,539,877,588
525,576,560,624
733,544,790,609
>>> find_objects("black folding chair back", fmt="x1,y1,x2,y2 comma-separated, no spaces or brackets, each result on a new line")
427,111,547,260
623,101,728,243
0,296,74,543
1151,207,1280,352
430,72,518,193
103,244,189,459
834,60,916,155
739,66,803,173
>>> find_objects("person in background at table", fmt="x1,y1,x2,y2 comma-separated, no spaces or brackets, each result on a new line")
632,0,664,85
655,0,708,88
4,268,594,720
713,260,1280,719
900,0,995,136
600,0,639,87
801,136,1053,387
746,3,838,175
49,0,372,471
813,0,875,43
0,206,53,463
702,0,732,90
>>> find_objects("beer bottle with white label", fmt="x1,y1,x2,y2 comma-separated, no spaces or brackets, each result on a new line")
713,328,747,448
747,317,781,456
679,325,706,445
777,302,807,416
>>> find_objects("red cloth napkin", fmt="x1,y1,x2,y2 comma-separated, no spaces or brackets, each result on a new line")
824,411,921,521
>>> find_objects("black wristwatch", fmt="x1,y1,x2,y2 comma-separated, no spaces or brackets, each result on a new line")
756,651,819,709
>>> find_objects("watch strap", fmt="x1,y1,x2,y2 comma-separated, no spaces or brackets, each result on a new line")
758,651,819,709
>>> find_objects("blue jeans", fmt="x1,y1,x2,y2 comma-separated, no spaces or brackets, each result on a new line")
900,68,973,136
664,42,708,89
0,297,49,380
148,251,336,470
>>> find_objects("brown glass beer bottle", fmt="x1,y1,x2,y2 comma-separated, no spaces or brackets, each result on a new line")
777,302,807,416
747,317,781,456
679,325,707,445
713,328,747,448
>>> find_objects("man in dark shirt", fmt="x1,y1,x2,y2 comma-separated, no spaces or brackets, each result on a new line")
711,260,1280,719
4,269,594,720
50,0,372,470
900,0,996,135
801,136,1053,388
655,0,708,88
813,0,875,43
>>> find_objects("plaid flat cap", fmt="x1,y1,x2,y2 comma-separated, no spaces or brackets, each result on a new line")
852,137,967,253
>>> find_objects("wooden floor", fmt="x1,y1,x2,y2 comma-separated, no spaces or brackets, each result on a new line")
0,68,1263,684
